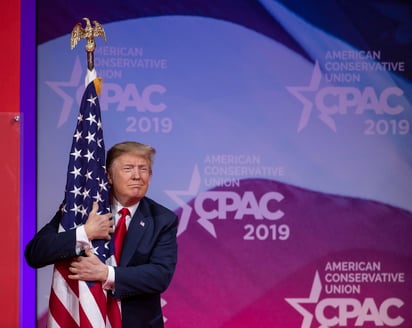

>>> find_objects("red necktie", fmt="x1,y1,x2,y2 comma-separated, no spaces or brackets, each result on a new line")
114,207,130,263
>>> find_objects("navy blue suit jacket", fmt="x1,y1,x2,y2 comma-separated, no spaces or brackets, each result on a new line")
25,196,178,328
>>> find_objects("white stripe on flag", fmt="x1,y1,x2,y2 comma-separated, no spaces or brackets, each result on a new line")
79,281,106,327
52,268,80,325
47,312,61,328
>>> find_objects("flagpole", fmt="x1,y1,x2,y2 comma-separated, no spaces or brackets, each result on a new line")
46,18,119,328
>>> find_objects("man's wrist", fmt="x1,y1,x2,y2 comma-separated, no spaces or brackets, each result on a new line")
102,266,115,290
75,226,91,255
83,223,92,240
102,265,109,282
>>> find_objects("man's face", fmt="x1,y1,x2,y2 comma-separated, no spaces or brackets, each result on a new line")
107,153,151,206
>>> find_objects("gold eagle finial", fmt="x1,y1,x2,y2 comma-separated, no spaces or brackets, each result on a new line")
71,17,106,52
71,18,106,70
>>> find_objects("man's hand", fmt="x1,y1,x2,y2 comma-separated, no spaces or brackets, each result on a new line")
84,202,113,241
68,246,109,282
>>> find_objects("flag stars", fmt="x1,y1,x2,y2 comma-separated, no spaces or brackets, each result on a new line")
60,81,111,263
97,211,104,215
99,179,108,192
70,185,83,198
82,188,91,200
91,246,99,256
87,95,97,107
80,206,88,218
85,112,97,126
84,149,95,162
71,147,82,160
97,119,103,130
85,131,96,144
70,166,82,179
93,191,103,203
71,221,81,230
73,130,83,142
84,170,93,181
70,203,82,216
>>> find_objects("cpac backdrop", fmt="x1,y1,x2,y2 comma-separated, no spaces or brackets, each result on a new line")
32,1,412,327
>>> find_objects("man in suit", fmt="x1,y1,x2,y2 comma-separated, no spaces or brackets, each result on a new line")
25,141,178,328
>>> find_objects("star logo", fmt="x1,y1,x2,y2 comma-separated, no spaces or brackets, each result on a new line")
45,56,83,127
164,165,201,236
285,271,322,328
161,297,168,323
287,61,326,132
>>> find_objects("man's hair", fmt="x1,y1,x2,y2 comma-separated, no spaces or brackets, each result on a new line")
106,141,156,173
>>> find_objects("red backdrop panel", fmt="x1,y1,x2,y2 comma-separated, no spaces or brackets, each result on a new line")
0,0,20,326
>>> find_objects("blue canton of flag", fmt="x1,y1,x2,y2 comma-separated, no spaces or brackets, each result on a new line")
60,79,113,262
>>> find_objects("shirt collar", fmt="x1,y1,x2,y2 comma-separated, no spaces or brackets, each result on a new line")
112,198,140,219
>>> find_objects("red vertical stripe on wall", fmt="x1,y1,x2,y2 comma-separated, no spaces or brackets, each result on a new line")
0,0,20,327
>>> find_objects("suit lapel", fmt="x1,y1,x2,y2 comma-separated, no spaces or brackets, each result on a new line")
120,198,151,265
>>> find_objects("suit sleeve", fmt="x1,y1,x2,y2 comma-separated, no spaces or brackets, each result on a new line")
24,209,78,268
113,211,178,298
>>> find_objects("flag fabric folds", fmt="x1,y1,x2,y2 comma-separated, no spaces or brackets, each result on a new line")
47,73,120,327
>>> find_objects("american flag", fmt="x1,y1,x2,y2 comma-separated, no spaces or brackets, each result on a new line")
48,73,121,327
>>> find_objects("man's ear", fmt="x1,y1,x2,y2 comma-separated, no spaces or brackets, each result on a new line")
106,169,113,184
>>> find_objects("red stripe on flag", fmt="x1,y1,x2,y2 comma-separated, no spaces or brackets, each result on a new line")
55,260,80,295
79,302,94,328
107,294,122,328
90,282,108,319
51,260,119,327
49,287,79,327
